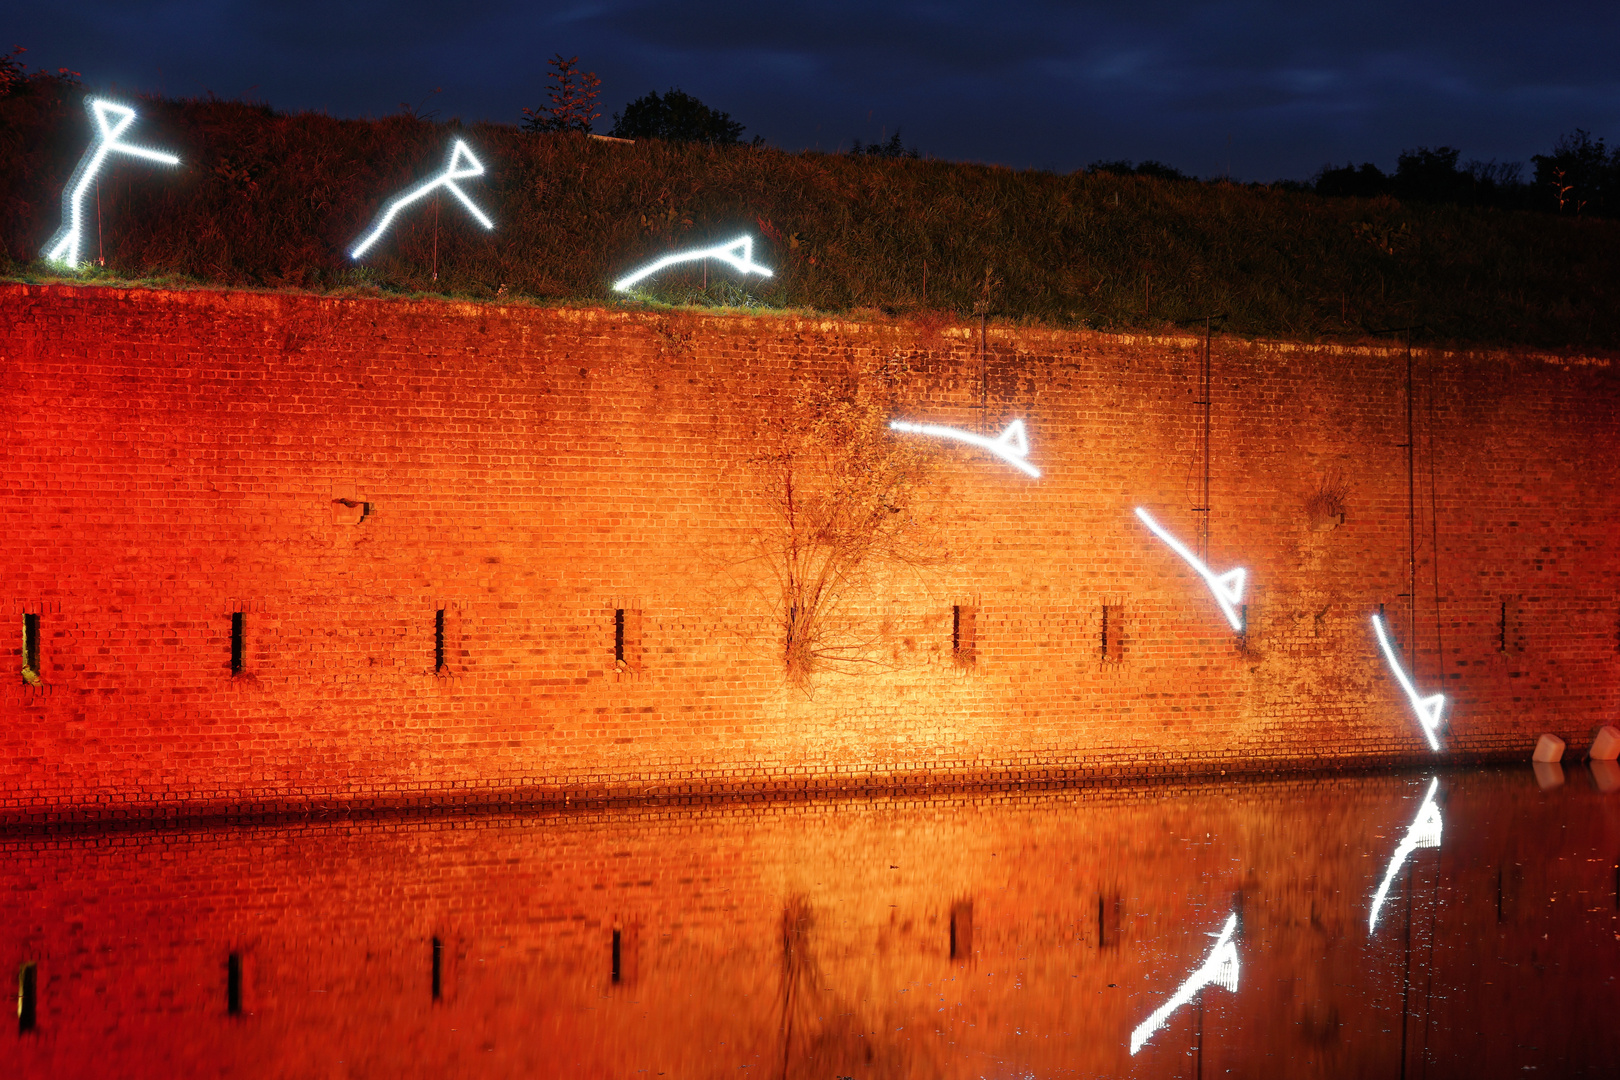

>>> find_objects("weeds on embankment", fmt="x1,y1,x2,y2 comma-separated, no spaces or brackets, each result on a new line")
2,77,1617,350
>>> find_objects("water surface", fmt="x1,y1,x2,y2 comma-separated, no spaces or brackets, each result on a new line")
7,765,1618,1077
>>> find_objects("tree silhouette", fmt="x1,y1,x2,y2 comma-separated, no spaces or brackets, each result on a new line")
609,88,746,145
521,54,600,134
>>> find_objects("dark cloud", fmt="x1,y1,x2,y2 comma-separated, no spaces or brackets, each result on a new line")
11,0,1620,179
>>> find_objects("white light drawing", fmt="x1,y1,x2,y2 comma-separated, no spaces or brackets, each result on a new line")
1368,777,1443,932
1134,508,1246,631
43,99,180,269
887,419,1040,478
349,140,493,260
1371,613,1445,752
1130,912,1241,1056
612,235,773,292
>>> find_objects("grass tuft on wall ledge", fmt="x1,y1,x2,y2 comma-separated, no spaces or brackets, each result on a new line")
2,77,1618,350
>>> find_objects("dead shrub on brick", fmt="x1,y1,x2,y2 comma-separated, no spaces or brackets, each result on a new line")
737,380,942,689
1305,469,1349,531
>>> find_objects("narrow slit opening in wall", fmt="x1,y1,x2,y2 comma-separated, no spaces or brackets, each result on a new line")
1098,893,1122,949
611,929,622,984
230,612,245,674
22,613,40,683
227,953,242,1016
953,606,976,666
431,937,443,1001
435,610,446,673
17,962,36,1034
614,609,625,664
949,901,972,961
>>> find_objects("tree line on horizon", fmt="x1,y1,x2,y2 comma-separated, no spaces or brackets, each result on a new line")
521,54,1619,219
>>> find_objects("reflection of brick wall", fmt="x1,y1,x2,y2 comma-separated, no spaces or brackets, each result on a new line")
2,283,1617,815
5,772,1617,1077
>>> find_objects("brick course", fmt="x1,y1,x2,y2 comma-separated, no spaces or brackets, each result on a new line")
1,283,1616,818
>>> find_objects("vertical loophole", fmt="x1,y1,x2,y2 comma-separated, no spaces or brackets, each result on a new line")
1098,893,1123,949
611,929,622,985
434,610,446,673
230,612,245,675
22,613,40,684
952,606,977,667
227,953,243,1016
431,937,443,1001
614,609,625,665
949,900,973,961
17,962,37,1034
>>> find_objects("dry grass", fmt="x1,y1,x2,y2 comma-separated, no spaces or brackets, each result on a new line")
3,79,1618,350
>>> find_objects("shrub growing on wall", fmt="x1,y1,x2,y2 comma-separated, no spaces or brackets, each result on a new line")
737,379,942,689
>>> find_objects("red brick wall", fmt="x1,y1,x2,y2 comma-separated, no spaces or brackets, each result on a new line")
4,770,1616,1077
1,283,1616,816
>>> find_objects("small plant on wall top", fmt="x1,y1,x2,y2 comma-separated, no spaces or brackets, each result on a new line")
738,380,942,689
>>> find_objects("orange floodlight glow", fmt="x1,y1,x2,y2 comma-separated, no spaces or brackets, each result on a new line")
612,235,772,291
1130,912,1240,1056
44,99,180,269
1134,508,1246,631
1368,777,1443,931
888,419,1040,477
350,140,493,260
1371,613,1445,751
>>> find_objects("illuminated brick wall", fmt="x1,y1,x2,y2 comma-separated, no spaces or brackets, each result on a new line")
1,283,1616,816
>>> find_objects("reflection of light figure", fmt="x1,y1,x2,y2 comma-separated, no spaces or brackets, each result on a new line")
1368,777,1443,932
887,419,1040,477
44,99,180,269
1371,613,1445,751
1134,508,1246,631
1129,912,1240,1056
350,140,493,260
612,235,773,291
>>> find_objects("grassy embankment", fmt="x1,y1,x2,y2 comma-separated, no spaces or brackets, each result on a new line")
2,78,1617,350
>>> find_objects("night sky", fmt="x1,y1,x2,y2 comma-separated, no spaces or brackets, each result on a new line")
12,1,1619,181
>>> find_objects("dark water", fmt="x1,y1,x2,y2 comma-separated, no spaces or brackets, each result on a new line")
6,764,1619,1078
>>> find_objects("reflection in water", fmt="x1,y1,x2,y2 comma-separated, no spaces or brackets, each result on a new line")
1534,760,1566,790
1368,777,1444,932
1129,911,1240,1055
6,766,1620,1078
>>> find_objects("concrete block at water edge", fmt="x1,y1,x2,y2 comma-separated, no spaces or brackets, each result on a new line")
1533,734,1565,763
1587,725,1620,762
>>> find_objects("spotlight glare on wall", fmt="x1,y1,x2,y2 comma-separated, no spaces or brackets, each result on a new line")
350,140,494,260
612,235,773,292
43,98,180,269
1134,508,1246,631
1368,777,1443,932
887,419,1040,477
1129,912,1240,1056
1371,613,1445,751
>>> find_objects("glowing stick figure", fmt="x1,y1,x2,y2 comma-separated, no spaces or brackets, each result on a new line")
1134,508,1247,631
888,419,1040,477
1368,777,1443,931
43,98,180,269
1130,912,1241,1055
612,235,773,292
1371,613,1445,751
350,140,494,260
